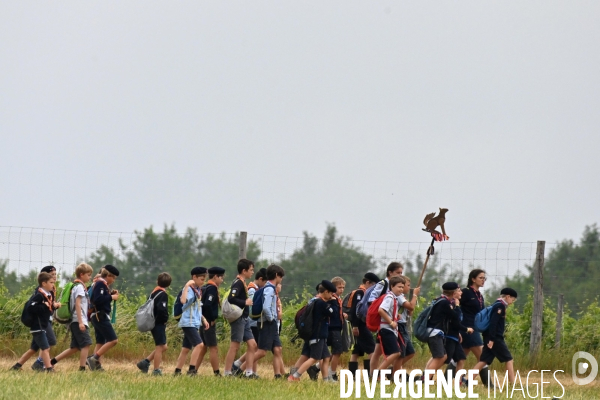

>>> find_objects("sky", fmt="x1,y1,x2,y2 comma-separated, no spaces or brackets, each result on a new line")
1,1,599,245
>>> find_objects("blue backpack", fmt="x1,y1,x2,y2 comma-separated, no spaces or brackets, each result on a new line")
250,282,274,320
356,280,388,322
413,297,443,343
173,288,199,321
474,301,499,332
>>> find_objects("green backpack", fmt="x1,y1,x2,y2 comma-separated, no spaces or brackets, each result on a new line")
54,280,85,324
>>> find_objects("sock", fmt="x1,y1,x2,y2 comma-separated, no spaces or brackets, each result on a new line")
233,359,242,368
50,358,58,365
37,357,42,363
214,370,220,375
450,360,457,367
315,362,320,370
93,354,100,360
348,361,358,376
144,358,150,363
480,365,490,386
245,370,253,376
175,368,181,373
329,367,335,377
79,366,86,371
293,372,301,378
363,359,371,376
188,365,195,371
290,367,298,375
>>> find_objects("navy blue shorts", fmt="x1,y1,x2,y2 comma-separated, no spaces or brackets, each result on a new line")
257,320,282,352
91,312,118,344
352,324,376,356
481,338,513,365
151,324,167,346
461,330,483,348
182,327,202,349
301,339,331,360
445,338,466,364
427,335,446,359
327,329,344,355
200,324,218,347
378,329,401,357
30,331,50,351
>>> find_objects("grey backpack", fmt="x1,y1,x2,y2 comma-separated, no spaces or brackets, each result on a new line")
135,289,164,332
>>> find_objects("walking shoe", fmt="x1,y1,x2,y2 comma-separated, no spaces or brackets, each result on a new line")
287,375,301,382
174,370,182,376
45,367,55,373
86,356,100,371
10,364,22,371
186,369,197,376
331,373,338,382
242,373,259,379
31,359,44,371
152,369,162,376
136,359,151,373
307,365,320,381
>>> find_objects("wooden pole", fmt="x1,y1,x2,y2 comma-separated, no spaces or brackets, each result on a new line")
238,231,248,260
416,238,435,288
529,240,545,357
555,294,564,348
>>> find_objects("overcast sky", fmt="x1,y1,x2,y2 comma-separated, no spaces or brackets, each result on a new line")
1,1,599,245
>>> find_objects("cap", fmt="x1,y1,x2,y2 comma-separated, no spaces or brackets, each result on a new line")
364,272,380,283
191,266,207,276
208,266,225,275
500,288,518,298
321,280,337,293
104,264,120,277
442,282,459,291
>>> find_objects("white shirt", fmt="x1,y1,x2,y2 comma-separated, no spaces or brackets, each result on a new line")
379,293,398,335
70,284,89,326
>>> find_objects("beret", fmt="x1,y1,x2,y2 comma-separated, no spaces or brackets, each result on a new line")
442,282,459,291
208,266,225,275
191,266,207,276
104,264,120,277
501,288,518,298
40,265,56,273
364,272,380,283
321,279,337,293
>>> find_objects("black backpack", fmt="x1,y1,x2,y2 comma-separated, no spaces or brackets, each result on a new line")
295,300,318,341
21,294,38,328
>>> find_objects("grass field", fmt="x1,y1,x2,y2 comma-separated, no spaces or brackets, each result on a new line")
1,358,597,400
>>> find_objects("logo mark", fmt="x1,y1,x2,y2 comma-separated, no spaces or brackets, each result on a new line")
572,351,598,386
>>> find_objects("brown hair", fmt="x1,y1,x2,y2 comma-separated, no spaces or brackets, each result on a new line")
386,262,403,277
389,276,405,288
157,272,172,288
38,272,53,286
400,275,411,283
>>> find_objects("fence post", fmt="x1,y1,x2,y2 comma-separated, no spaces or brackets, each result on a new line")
555,293,564,348
529,240,545,357
238,231,248,260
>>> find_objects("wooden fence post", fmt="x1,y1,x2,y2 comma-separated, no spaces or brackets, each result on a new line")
555,294,564,348
238,231,248,260
529,240,545,357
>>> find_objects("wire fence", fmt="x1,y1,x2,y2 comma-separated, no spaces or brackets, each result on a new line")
0,226,550,298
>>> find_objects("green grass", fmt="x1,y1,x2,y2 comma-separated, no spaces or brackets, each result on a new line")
0,360,597,400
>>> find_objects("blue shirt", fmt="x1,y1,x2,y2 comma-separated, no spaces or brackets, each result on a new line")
178,286,203,328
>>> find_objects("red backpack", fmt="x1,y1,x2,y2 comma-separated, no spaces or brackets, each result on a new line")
366,292,397,332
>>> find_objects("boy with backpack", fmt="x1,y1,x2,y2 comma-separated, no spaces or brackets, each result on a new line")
174,267,210,376
252,264,286,378
12,266,61,371
87,264,120,371
48,263,94,371
444,286,468,382
224,259,258,378
472,288,518,386
136,272,172,375
195,266,225,376
12,272,56,372
233,267,267,376
375,276,406,372
288,280,337,382
395,275,420,371
347,272,380,377
366,262,404,376
422,282,474,381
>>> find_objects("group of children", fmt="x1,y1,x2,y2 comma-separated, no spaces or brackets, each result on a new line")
10,260,518,386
